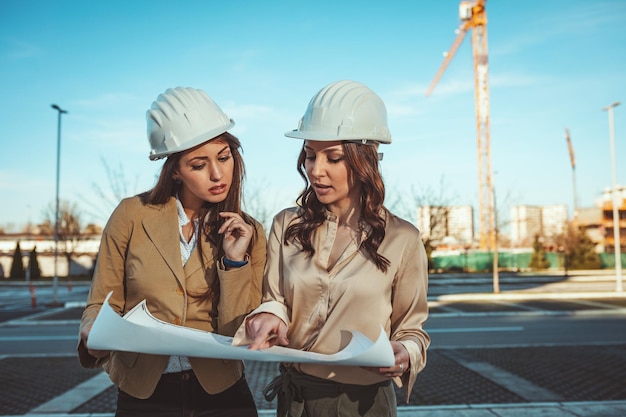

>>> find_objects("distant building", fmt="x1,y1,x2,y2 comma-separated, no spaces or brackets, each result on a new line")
417,205,474,248
510,206,542,245
510,204,568,246
575,207,604,251
542,205,569,239
597,186,626,251
0,234,101,278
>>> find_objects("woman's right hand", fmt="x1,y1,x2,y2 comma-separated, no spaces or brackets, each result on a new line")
245,312,289,350
80,322,111,359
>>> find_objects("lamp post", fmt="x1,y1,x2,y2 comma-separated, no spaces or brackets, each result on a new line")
51,104,68,305
492,184,499,293
602,101,622,293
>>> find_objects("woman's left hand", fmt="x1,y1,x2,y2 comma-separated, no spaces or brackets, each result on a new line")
218,212,254,261
362,341,410,378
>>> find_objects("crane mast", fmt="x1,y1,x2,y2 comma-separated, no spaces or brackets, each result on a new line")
565,128,578,219
426,0,495,250
472,3,494,251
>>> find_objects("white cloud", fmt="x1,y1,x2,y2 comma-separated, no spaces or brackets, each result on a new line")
0,170,47,191
543,2,626,33
492,2,626,57
223,102,275,120
490,72,547,88
427,78,474,97
74,93,140,109
4,38,41,60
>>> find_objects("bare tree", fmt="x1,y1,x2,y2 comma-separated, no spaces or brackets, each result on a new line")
37,220,54,236
387,177,459,269
84,223,103,235
553,222,601,273
243,178,288,235
81,157,142,223
43,200,83,274
388,177,458,239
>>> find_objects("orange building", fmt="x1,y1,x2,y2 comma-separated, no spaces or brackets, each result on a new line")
600,186,626,252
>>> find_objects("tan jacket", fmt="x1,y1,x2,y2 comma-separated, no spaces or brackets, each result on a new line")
78,196,266,398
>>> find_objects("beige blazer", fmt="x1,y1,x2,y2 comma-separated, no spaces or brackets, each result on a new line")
78,196,266,399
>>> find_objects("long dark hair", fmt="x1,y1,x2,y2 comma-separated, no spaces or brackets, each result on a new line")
141,132,255,300
284,141,390,272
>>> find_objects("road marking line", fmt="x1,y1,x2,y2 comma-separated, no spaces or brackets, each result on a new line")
28,371,114,414
428,326,524,333
0,335,77,341
441,350,564,402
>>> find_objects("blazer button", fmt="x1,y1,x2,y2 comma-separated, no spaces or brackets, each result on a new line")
174,318,181,325
176,288,184,295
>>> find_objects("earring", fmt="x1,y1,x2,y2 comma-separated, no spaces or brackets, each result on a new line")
174,178,182,185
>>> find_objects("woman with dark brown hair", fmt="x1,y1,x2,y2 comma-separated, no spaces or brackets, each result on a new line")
234,80,430,417
78,87,266,417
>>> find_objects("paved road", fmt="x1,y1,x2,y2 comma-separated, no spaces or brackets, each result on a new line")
1,272,626,416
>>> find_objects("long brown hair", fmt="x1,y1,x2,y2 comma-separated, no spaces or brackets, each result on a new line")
141,132,255,300
284,141,390,272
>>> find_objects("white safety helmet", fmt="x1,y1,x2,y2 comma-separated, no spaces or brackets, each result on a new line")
147,87,234,160
285,80,391,145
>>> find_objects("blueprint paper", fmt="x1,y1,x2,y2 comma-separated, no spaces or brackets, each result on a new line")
87,292,395,366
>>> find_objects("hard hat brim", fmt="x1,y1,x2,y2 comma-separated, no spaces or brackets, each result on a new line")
284,129,391,144
149,120,235,160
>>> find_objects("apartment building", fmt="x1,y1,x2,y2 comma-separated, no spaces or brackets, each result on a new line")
597,186,626,251
509,204,568,246
416,205,474,247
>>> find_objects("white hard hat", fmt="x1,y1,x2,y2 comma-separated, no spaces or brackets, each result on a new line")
285,80,391,144
147,87,235,160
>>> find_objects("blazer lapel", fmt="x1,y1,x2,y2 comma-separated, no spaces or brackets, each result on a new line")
142,198,186,285
184,235,216,278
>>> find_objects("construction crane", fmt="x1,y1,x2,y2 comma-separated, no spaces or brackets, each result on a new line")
565,128,578,220
426,0,495,251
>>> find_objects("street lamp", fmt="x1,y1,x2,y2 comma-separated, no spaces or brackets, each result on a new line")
492,184,499,293
51,104,68,305
602,101,622,292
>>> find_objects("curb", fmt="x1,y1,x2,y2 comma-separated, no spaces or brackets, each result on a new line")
9,401,626,417
434,291,626,302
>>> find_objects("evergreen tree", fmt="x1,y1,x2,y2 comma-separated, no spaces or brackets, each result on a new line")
553,224,602,271
28,247,42,279
569,229,602,270
529,235,550,269
9,241,26,279
423,239,435,271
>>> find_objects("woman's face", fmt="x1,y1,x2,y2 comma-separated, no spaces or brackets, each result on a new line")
174,138,234,209
304,140,360,210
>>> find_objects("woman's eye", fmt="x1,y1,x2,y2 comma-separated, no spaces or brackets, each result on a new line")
218,154,232,163
328,157,343,163
191,163,206,170
305,154,315,161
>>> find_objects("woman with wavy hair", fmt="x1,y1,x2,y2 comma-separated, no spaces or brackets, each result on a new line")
234,80,430,417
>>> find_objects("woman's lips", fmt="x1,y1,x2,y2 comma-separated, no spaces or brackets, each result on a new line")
313,183,331,195
209,184,227,195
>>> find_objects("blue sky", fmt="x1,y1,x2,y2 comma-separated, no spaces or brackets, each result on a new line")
1,0,625,235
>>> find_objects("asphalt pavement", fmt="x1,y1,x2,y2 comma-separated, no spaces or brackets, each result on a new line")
1,271,626,417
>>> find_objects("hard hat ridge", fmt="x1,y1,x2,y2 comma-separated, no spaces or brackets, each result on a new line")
147,86,235,160
285,80,391,144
